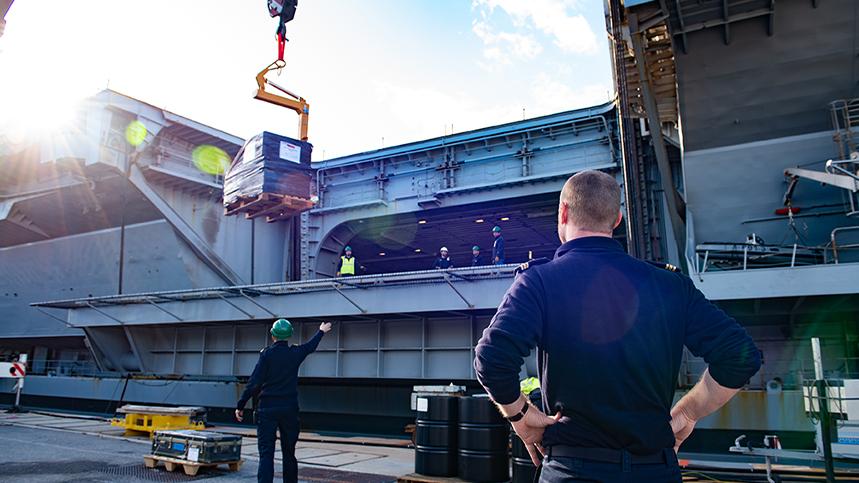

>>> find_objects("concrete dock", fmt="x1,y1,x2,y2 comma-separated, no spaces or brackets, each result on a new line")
4,409,855,482
0,410,412,482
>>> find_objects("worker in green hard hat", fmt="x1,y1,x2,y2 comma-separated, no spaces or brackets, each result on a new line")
492,225,505,265
236,318,332,483
471,245,484,266
336,246,357,277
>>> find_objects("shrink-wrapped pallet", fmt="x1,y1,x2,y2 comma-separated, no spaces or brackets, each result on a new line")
223,131,313,207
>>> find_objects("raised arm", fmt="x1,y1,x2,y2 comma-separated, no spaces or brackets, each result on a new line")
298,322,332,359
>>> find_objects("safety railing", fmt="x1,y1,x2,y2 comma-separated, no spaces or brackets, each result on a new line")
691,237,859,273
29,359,100,377
32,264,521,310
678,351,859,391
829,226,859,264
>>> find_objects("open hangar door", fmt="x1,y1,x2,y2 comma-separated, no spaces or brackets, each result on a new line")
321,192,627,275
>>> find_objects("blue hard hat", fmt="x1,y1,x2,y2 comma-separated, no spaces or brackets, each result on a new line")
492,226,501,233
344,246,352,251
472,246,480,251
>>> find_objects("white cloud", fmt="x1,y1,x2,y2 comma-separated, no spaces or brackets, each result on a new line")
529,73,612,116
472,19,542,65
372,81,523,146
473,0,598,55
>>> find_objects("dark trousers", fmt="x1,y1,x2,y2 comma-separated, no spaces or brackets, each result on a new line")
257,408,300,483
540,448,681,483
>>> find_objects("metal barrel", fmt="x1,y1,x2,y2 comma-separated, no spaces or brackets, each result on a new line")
457,396,510,482
511,433,537,483
414,396,458,476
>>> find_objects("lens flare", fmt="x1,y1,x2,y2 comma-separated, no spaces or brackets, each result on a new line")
192,145,231,175
125,121,148,147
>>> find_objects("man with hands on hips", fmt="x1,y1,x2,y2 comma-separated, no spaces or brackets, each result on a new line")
474,170,760,482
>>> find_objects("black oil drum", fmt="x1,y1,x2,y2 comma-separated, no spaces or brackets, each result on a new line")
511,433,537,483
414,396,458,477
457,396,510,482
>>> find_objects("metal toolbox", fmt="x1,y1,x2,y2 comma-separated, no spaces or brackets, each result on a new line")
152,430,242,463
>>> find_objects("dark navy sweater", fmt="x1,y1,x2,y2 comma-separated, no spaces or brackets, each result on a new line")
492,235,505,264
474,236,761,455
237,330,325,410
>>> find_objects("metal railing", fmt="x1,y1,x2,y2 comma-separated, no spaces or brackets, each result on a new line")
830,226,859,264
830,98,859,160
29,359,100,377
32,264,521,310
691,238,859,273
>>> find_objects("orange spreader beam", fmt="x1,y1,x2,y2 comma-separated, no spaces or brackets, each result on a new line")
254,60,310,141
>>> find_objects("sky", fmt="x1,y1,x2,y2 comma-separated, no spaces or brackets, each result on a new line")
0,0,613,161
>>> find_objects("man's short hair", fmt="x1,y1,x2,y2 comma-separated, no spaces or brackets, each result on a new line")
560,170,621,233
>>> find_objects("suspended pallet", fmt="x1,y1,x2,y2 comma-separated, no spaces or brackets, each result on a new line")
224,192,314,222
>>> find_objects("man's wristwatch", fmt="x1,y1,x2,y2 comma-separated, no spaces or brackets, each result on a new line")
506,401,530,422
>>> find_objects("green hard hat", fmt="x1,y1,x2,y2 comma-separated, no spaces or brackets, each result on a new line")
270,318,294,339
492,225,502,232
472,245,480,251
344,246,352,251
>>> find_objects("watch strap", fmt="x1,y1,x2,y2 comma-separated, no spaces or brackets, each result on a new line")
506,400,530,422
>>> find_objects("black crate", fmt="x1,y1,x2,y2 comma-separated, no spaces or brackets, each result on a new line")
152,430,242,464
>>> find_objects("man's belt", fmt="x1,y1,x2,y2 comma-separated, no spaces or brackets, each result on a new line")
548,445,669,465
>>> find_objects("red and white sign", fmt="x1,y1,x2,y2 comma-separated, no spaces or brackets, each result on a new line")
0,362,25,378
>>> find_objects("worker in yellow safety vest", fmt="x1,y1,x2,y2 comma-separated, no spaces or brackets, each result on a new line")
337,246,357,277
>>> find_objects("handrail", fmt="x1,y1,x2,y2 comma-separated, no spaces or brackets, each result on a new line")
831,226,859,264
32,264,520,310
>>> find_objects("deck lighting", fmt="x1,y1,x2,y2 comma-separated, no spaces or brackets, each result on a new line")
414,249,422,253
500,217,510,221
379,252,386,256
475,219,485,223
418,220,427,224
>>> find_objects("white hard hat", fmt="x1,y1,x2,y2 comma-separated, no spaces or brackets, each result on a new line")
440,246,448,252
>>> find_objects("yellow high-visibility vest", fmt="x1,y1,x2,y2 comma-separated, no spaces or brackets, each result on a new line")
520,377,540,395
340,256,356,275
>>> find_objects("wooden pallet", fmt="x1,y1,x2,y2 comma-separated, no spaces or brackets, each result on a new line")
143,454,242,477
224,192,314,222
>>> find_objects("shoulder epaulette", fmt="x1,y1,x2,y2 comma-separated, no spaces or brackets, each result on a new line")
646,260,680,273
515,257,550,275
